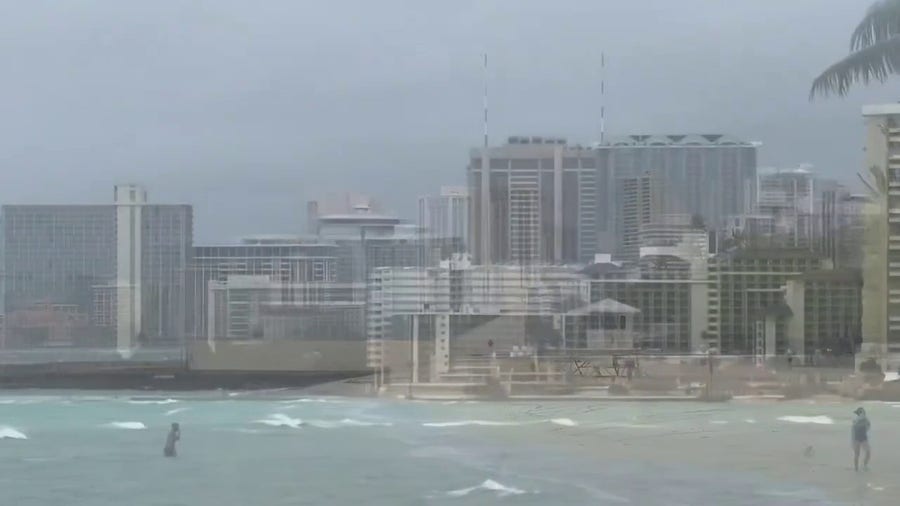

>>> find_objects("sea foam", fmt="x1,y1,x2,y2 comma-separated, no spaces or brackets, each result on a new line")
777,415,834,425
446,479,527,498
255,414,303,429
0,426,27,439
105,421,147,430
128,398,178,405
423,420,523,428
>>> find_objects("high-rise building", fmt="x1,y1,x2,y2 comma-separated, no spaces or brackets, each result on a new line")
469,134,756,265
468,136,599,264
616,173,663,260
417,186,469,247
596,134,758,252
861,104,900,361
0,186,192,350
758,167,815,214
0,205,116,347
821,189,869,270
756,167,816,248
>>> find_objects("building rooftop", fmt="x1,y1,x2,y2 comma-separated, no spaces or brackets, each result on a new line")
863,103,900,116
580,262,628,277
568,298,640,315
595,134,756,147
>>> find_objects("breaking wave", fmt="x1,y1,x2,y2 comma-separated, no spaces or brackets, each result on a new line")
0,426,27,439
255,414,303,429
445,479,528,498
424,419,579,428
307,418,393,428
128,398,179,405
777,416,834,425
105,421,147,430
423,420,524,428
279,398,344,405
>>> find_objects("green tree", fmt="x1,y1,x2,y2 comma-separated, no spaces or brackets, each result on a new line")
811,0,900,98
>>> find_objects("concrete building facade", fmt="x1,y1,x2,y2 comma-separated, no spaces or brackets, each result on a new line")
706,248,831,355
468,136,599,264
417,186,469,248
861,104,900,361
596,134,758,252
366,256,586,371
0,186,192,350
616,173,663,261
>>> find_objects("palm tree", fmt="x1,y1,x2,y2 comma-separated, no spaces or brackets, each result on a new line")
810,0,900,98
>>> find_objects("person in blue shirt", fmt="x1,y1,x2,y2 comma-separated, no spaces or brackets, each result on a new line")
851,407,870,471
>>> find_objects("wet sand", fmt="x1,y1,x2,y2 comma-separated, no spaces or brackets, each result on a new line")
505,398,895,505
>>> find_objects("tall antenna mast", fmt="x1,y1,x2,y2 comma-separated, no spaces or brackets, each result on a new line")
600,51,606,144
483,53,489,148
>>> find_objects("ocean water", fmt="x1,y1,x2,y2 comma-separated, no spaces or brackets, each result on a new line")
0,391,893,505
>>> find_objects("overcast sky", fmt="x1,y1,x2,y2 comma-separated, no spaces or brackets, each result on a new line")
0,0,896,241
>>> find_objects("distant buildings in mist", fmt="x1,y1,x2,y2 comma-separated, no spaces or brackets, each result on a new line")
0,122,882,379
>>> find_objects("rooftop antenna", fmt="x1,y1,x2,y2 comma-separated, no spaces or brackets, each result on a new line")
483,53,489,148
600,51,606,144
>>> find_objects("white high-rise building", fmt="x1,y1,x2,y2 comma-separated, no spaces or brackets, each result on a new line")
861,104,900,364
417,186,469,247
115,184,146,354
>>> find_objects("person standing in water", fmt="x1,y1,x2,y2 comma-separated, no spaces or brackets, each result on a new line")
164,422,181,457
851,408,870,471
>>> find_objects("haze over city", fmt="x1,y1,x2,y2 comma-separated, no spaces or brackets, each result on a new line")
0,0,893,241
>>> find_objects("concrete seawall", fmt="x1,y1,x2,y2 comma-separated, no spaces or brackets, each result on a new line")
188,340,367,372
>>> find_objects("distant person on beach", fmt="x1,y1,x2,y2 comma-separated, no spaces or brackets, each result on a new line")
164,422,181,458
851,408,870,471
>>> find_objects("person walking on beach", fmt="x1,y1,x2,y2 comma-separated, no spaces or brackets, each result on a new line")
164,422,181,458
851,408,870,471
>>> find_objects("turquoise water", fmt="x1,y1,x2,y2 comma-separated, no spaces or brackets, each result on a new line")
0,392,889,505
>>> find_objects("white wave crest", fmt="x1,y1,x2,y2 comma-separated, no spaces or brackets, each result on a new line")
255,414,303,429
279,397,344,405
165,407,189,416
424,418,577,428
307,418,393,428
128,398,179,405
777,415,834,425
0,398,43,405
105,421,147,430
423,420,523,428
0,426,27,439
446,479,527,498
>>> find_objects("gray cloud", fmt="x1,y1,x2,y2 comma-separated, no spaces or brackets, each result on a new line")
0,0,892,241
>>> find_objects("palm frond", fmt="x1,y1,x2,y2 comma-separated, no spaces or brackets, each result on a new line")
851,0,900,51
859,172,878,196
870,164,888,195
810,35,900,98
